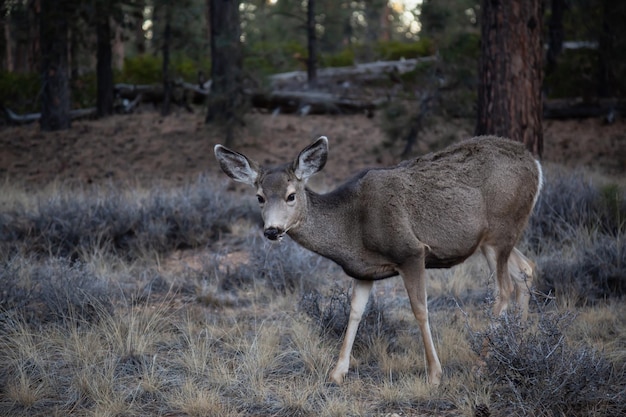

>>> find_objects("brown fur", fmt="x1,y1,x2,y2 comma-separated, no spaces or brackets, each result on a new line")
214,135,542,385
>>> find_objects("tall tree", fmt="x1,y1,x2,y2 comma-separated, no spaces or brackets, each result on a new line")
40,0,71,131
546,0,566,78
95,1,114,117
475,0,543,157
206,0,244,145
161,0,172,116
306,0,317,86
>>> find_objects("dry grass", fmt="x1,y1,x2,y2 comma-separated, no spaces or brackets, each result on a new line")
0,167,624,416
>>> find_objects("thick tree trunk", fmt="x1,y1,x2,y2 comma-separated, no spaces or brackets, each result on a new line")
96,10,114,118
475,0,543,157
40,0,71,131
206,0,243,145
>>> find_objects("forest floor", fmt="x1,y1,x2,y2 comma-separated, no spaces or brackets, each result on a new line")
1,109,625,189
0,109,625,417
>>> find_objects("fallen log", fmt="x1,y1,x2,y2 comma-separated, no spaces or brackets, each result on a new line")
114,80,210,108
269,56,437,89
248,90,383,115
1,106,97,125
544,98,625,121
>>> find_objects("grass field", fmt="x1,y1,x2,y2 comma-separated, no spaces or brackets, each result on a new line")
0,166,624,417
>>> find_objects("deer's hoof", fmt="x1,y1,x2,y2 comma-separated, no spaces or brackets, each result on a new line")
428,371,442,386
329,369,345,385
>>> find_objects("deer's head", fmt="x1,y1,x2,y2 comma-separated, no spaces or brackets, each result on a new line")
214,136,328,241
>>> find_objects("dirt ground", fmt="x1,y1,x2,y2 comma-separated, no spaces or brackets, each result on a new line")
0,110,624,189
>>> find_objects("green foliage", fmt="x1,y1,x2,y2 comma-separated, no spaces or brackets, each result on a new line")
320,48,355,68
544,49,599,98
71,72,98,109
0,72,40,114
120,54,163,84
439,31,480,62
244,40,307,76
118,54,210,85
0,72,101,114
373,39,435,61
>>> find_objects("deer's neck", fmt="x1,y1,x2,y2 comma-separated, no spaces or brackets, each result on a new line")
287,187,357,260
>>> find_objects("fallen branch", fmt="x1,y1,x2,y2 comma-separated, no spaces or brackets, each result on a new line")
269,56,437,89
1,106,97,125
544,98,625,121
248,90,383,115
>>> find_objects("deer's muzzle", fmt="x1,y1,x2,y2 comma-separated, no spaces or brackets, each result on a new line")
264,227,284,241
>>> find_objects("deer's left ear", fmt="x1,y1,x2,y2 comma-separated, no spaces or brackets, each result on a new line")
294,136,328,180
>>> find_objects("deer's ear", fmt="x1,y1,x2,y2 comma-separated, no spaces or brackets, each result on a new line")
214,145,260,186
294,136,328,180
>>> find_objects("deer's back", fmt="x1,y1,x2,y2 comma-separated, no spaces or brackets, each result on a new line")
351,136,540,266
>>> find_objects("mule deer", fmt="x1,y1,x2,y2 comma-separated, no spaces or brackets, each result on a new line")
214,135,543,385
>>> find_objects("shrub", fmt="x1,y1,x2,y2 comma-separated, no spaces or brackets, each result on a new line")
244,40,307,76
320,48,355,68
0,72,40,115
524,169,626,302
469,311,625,416
527,171,625,248
374,39,435,61
299,285,398,358
0,256,113,326
0,176,255,261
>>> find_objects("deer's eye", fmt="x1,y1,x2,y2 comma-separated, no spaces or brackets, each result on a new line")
286,193,296,203
257,195,265,204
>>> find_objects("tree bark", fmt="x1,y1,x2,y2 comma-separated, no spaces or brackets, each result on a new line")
3,14,14,72
40,0,71,131
205,0,244,145
96,5,114,118
597,0,614,98
307,0,317,86
133,0,146,54
475,0,543,157
546,0,565,78
162,2,172,117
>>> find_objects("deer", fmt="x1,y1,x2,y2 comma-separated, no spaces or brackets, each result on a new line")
214,135,543,385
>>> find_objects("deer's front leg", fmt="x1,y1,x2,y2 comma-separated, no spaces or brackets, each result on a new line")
329,279,373,385
400,252,442,385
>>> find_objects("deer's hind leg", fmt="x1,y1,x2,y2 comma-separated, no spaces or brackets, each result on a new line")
508,247,535,321
481,244,514,317
481,245,534,320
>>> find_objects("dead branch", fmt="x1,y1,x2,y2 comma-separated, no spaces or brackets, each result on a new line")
1,106,97,125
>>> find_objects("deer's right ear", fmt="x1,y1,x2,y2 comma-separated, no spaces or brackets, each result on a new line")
214,145,259,186
294,136,328,180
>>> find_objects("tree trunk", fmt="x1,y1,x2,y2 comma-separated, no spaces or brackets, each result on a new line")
205,0,243,145
307,0,317,86
546,0,565,78
133,0,146,55
96,8,114,118
597,0,614,98
162,3,172,117
40,0,71,131
475,0,543,157
3,16,14,72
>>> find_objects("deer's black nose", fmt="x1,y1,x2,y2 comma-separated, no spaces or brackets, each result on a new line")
264,227,283,240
